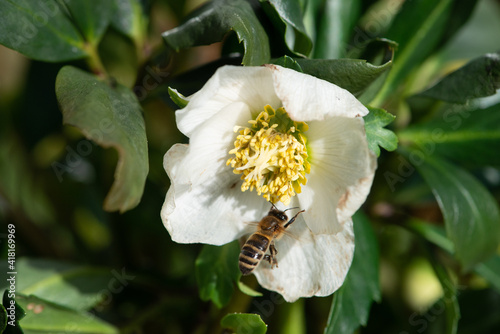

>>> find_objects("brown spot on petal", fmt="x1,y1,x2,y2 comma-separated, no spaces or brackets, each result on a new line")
338,190,350,211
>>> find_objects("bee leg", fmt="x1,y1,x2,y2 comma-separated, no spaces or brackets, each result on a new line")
269,243,278,269
284,209,305,229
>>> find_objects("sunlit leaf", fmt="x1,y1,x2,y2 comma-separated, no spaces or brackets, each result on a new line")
399,102,500,167
168,87,189,109
16,294,118,334
0,0,87,61
55,65,148,212
0,258,121,312
417,53,500,103
220,313,267,334
373,0,478,105
259,0,312,56
364,107,398,156
313,0,361,59
406,151,500,270
162,0,270,66
325,212,380,334
296,58,392,96
195,241,241,308
237,281,262,297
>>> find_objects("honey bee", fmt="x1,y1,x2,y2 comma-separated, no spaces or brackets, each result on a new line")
239,204,305,275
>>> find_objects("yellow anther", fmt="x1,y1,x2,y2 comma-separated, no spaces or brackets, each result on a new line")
227,105,310,205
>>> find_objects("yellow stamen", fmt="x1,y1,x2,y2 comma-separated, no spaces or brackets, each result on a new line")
226,105,310,205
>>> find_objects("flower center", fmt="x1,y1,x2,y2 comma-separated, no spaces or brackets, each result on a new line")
227,105,310,205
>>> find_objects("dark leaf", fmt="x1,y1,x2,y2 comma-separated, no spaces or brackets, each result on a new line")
296,58,392,96
399,102,500,167
325,212,381,334
55,66,148,212
273,55,303,72
62,0,114,45
0,0,87,61
162,0,270,66
259,0,312,56
195,241,241,308
406,151,500,270
416,53,500,103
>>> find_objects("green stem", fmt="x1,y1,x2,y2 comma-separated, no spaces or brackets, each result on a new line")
84,42,107,78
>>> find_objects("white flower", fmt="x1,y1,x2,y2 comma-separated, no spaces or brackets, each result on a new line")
161,64,376,302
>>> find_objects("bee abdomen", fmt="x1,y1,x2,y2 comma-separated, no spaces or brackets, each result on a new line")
239,233,270,275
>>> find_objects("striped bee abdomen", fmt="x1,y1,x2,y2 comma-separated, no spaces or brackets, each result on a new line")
239,232,271,275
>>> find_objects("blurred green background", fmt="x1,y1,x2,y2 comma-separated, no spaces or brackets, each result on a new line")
1,0,500,333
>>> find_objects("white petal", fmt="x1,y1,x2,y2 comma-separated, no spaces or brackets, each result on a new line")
253,215,354,302
298,117,376,234
176,66,282,137
265,64,369,122
161,103,271,245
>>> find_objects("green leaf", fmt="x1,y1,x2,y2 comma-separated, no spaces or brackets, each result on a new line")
168,87,189,109
399,102,500,167
162,0,270,66
409,220,500,294
62,0,113,45
273,56,303,72
16,294,118,334
0,258,122,312
237,281,262,297
0,305,6,333
429,254,460,334
220,313,267,334
0,134,55,225
195,241,241,308
417,53,500,103
405,151,500,270
111,0,147,43
476,256,500,293
55,65,148,213
0,0,88,61
259,0,312,56
373,0,455,105
325,212,381,334
363,107,398,156
2,289,26,332
313,0,361,59
296,58,392,96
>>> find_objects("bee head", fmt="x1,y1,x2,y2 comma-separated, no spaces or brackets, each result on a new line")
269,203,300,222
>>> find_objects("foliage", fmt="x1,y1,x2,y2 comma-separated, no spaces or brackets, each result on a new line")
1,0,500,333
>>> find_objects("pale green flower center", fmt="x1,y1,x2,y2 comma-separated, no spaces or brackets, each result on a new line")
227,105,310,205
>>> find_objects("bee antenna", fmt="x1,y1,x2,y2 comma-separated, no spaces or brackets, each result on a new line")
283,206,300,212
